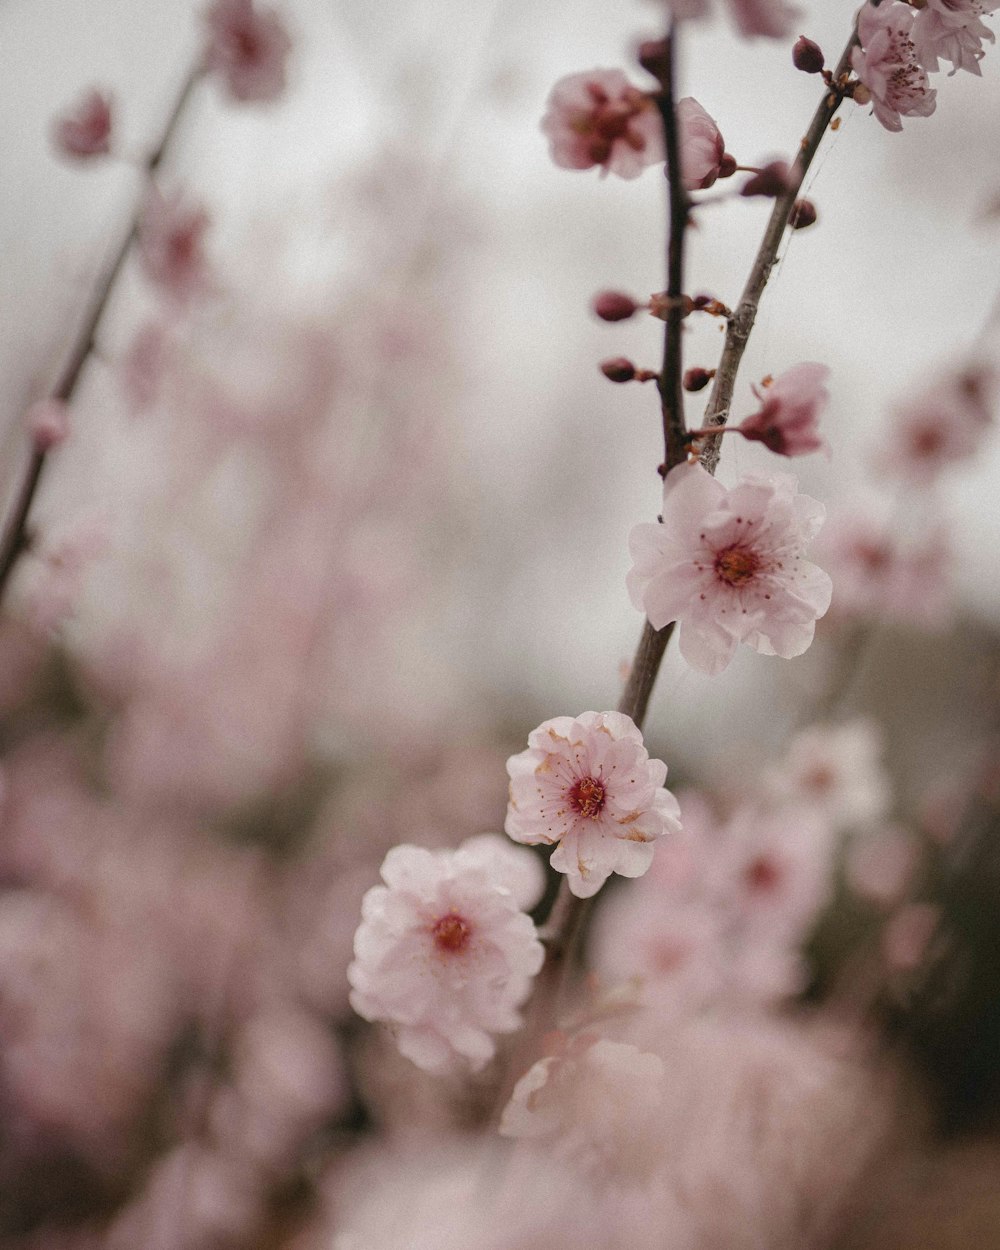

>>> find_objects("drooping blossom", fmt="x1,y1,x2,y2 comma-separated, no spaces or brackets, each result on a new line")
913,0,998,75
204,0,293,103
627,463,832,676
137,185,212,304
662,0,800,39
764,719,891,829
540,70,663,180
852,2,937,132
347,836,545,1075
51,89,112,160
738,362,829,456
880,365,994,482
505,711,681,899
500,1036,667,1183
677,97,730,190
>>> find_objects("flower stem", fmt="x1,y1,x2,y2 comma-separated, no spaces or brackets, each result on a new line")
0,63,203,604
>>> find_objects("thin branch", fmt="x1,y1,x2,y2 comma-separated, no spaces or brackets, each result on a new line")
699,29,859,473
0,63,203,603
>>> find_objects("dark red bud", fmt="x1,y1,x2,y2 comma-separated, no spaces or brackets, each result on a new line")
793,36,825,74
692,294,713,311
789,198,818,229
593,290,639,322
600,357,637,383
683,367,714,393
718,153,738,179
637,39,670,79
740,161,792,199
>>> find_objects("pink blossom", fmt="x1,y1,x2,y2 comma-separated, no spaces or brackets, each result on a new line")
678,97,729,191
540,70,663,180
347,836,545,1074
663,0,800,38
137,186,212,304
51,89,112,160
738,362,829,456
881,365,994,482
505,711,681,899
204,0,293,103
764,719,891,829
913,0,997,75
627,463,832,676
852,2,937,132
846,824,919,907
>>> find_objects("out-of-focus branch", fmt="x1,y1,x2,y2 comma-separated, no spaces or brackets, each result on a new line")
0,64,203,602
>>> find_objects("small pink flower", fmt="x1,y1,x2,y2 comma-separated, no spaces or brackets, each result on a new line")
664,0,800,38
846,824,919,907
505,711,681,899
347,836,545,1075
881,365,994,482
765,719,891,829
913,0,997,76
627,463,832,676
738,362,830,457
540,69,663,180
204,0,293,104
677,97,729,191
51,89,112,160
137,186,211,304
852,2,937,132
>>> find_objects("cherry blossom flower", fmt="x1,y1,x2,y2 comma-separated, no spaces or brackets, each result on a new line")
881,365,994,482
540,70,663,180
347,836,545,1075
738,362,829,457
662,0,800,38
627,463,832,676
913,0,998,75
137,186,212,304
678,97,730,190
51,89,112,160
846,823,919,907
505,711,681,899
764,719,891,829
204,0,293,103
852,2,937,132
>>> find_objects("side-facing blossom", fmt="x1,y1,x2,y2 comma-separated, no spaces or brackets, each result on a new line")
677,98,730,191
347,835,545,1075
540,70,663,180
505,711,681,899
913,0,998,75
852,2,937,131
52,89,112,160
137,186,212,304
738,362,829,456
627,463,832,676
880,365,994,482
204,0,293,103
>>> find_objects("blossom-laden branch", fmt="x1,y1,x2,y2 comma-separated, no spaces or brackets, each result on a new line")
0,65,202,605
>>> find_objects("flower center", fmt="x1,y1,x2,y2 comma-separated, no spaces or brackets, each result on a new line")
431,912,472,954
714,545,761,587
568,776,606,818
745,855,782,893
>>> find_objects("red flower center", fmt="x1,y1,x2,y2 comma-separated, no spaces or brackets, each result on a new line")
715,545,761,587
569,776,606,818
745,855,782,893
432,912,472,954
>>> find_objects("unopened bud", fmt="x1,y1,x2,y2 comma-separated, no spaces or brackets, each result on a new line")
683,367,714,393
718,153,738,179
637,39,670,79
852,83,872,106
593,290,639,322
740,161,792,199
793,36,825,74
26,398,70,451
789,198,818,229
600,357,637,383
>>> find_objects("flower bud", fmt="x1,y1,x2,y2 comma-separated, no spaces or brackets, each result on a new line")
593,291,639,322
683,367,714,393
26,399,70,451
740,161,792,199
793,36,825,74
718,153,737,179
601,357,637,383
789,199,818,229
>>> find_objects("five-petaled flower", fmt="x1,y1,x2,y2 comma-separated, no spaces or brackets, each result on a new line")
505,711,681,898
852,1,938,131
540,69,663,180
627,463,832,675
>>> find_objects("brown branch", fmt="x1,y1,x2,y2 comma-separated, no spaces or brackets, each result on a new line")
0,63,203,603
699,28,859,473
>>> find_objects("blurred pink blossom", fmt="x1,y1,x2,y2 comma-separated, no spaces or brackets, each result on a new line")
882,901,940,971
881,365,994,482
846,823,920,906
505,711,681,898
852,2,938,131
764,719,891,829
51,89,112,160
137,185,212,304
663,0,800,38
540,70,663,180
204,0,293,103
627,463,832,675
739,362,830,457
